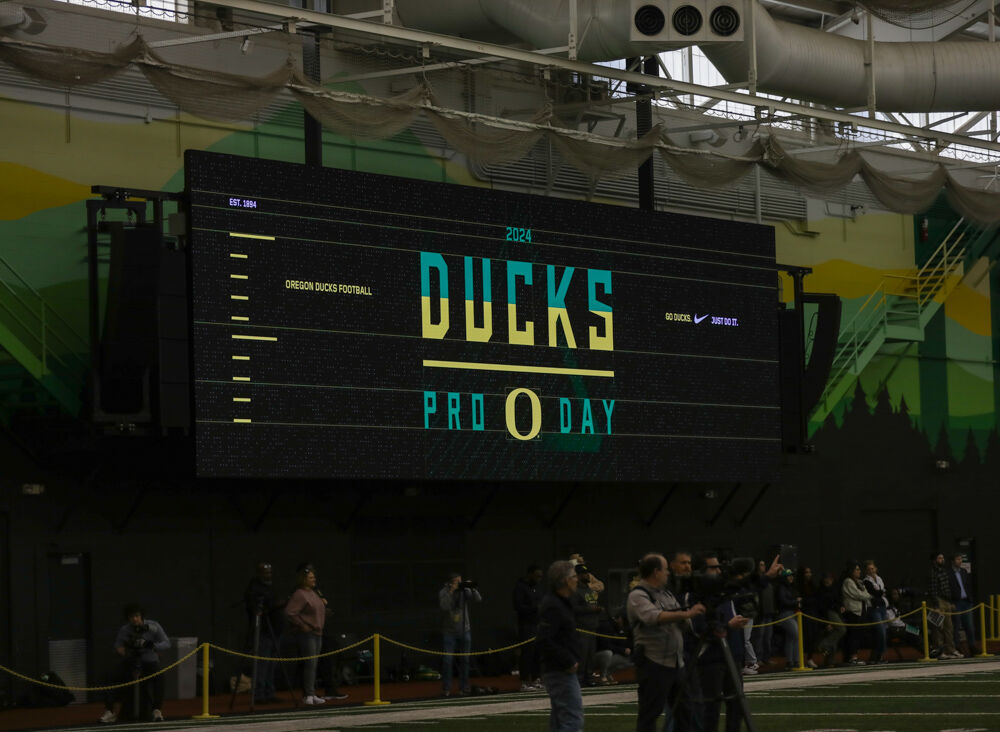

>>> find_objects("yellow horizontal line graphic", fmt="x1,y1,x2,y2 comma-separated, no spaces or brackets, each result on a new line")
234,418,252,423
233,376,250,382
422,359,614,378
230,274,248,280
232,335,277,342
231,295,248,301
231,316,249,322
229,232,275,240
229,253,248,259
232,355,250,360
233,397,251,403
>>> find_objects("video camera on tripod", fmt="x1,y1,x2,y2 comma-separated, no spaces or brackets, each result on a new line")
124,623,155,653
685,557,760,622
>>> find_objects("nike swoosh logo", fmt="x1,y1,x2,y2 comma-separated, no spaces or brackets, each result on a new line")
694,314,709,324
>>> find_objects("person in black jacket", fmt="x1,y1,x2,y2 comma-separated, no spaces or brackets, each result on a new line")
537,560,583,732
512,564,544,690
775,569,803,669
948,553,978,656
814,572,846,665
571,563,603,686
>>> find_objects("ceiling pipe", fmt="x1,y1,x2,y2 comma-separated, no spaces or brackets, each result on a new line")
0,4,27,28
0,4,47,34
392,0,1000,112
701,6,1000,112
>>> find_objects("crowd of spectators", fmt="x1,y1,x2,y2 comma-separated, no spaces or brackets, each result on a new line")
525,548,983,732
518,549,982,689
95,549,982,726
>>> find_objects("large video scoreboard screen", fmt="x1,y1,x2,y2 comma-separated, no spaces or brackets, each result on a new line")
186,151,780,480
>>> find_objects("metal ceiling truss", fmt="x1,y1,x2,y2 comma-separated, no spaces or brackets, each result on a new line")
190,0,1000,159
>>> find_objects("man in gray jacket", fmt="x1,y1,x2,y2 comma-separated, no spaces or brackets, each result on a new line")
440,573,482,696
627,553,705,732
99,604,171,723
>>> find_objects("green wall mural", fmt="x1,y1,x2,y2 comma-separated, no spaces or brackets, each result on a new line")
0,95,473,416
776,208,999,461
2,91,999,462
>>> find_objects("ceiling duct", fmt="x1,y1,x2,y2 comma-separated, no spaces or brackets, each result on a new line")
700,5,1000,112
0,4,46,34
0,4,27,29
392,0,1000,112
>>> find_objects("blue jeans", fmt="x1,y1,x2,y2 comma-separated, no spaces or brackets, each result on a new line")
955,598,977,651
442,631,471,693
296,633,322,697
752,615,774,662
777,611,798,666
542,669,583,732
254,634,278,700
868,606,887,660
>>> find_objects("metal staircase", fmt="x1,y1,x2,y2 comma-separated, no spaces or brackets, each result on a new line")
0,253,88,431
807,218,999,430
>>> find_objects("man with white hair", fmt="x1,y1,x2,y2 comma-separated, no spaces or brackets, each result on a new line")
537,560,583,731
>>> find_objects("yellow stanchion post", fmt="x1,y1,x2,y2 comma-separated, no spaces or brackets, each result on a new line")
191,643,220,720
794,611,812,671
364,634,391,706
919,601,935,662
979,603,991,657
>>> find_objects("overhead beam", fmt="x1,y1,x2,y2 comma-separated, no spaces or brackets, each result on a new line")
191,0,1000,155
706,483,741,527
736,483,771,527
761,0,851,18
546,484,579,528
643,483,679,527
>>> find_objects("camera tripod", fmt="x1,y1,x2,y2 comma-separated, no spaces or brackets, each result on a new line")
125,652,150,722
229,605,299,712
673,629,756,732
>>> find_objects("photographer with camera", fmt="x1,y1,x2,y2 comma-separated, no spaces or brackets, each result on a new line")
691,554,754,732
244,561,284,704
98,604,171,723
627,553,705,732
439,573,482,697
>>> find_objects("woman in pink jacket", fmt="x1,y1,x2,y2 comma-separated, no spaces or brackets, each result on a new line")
285,567,328,705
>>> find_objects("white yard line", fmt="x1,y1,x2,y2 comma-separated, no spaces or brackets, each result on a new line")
53,658,1000,732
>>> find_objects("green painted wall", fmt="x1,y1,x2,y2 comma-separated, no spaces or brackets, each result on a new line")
2,93,998,459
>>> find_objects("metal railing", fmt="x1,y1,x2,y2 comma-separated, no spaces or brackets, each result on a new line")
815,283,889,410
0,253,88,409
911,217,969,310
813,217,974,417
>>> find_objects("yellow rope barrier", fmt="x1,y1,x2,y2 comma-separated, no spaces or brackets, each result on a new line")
919,601,934,662
798,607,922,628
364,634,391,707
208,634,375,662
793,611,812,672
937,604,982,617
0,599,991,701
191,643,218,720
750,616,787,629
575,629,626,640
380,634,534,657
0,643,203,692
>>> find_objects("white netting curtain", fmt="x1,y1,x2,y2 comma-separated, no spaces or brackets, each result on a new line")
1,35,999,223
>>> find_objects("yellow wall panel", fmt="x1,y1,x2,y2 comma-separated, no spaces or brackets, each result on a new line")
0,98,239,194
0,163,90,220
